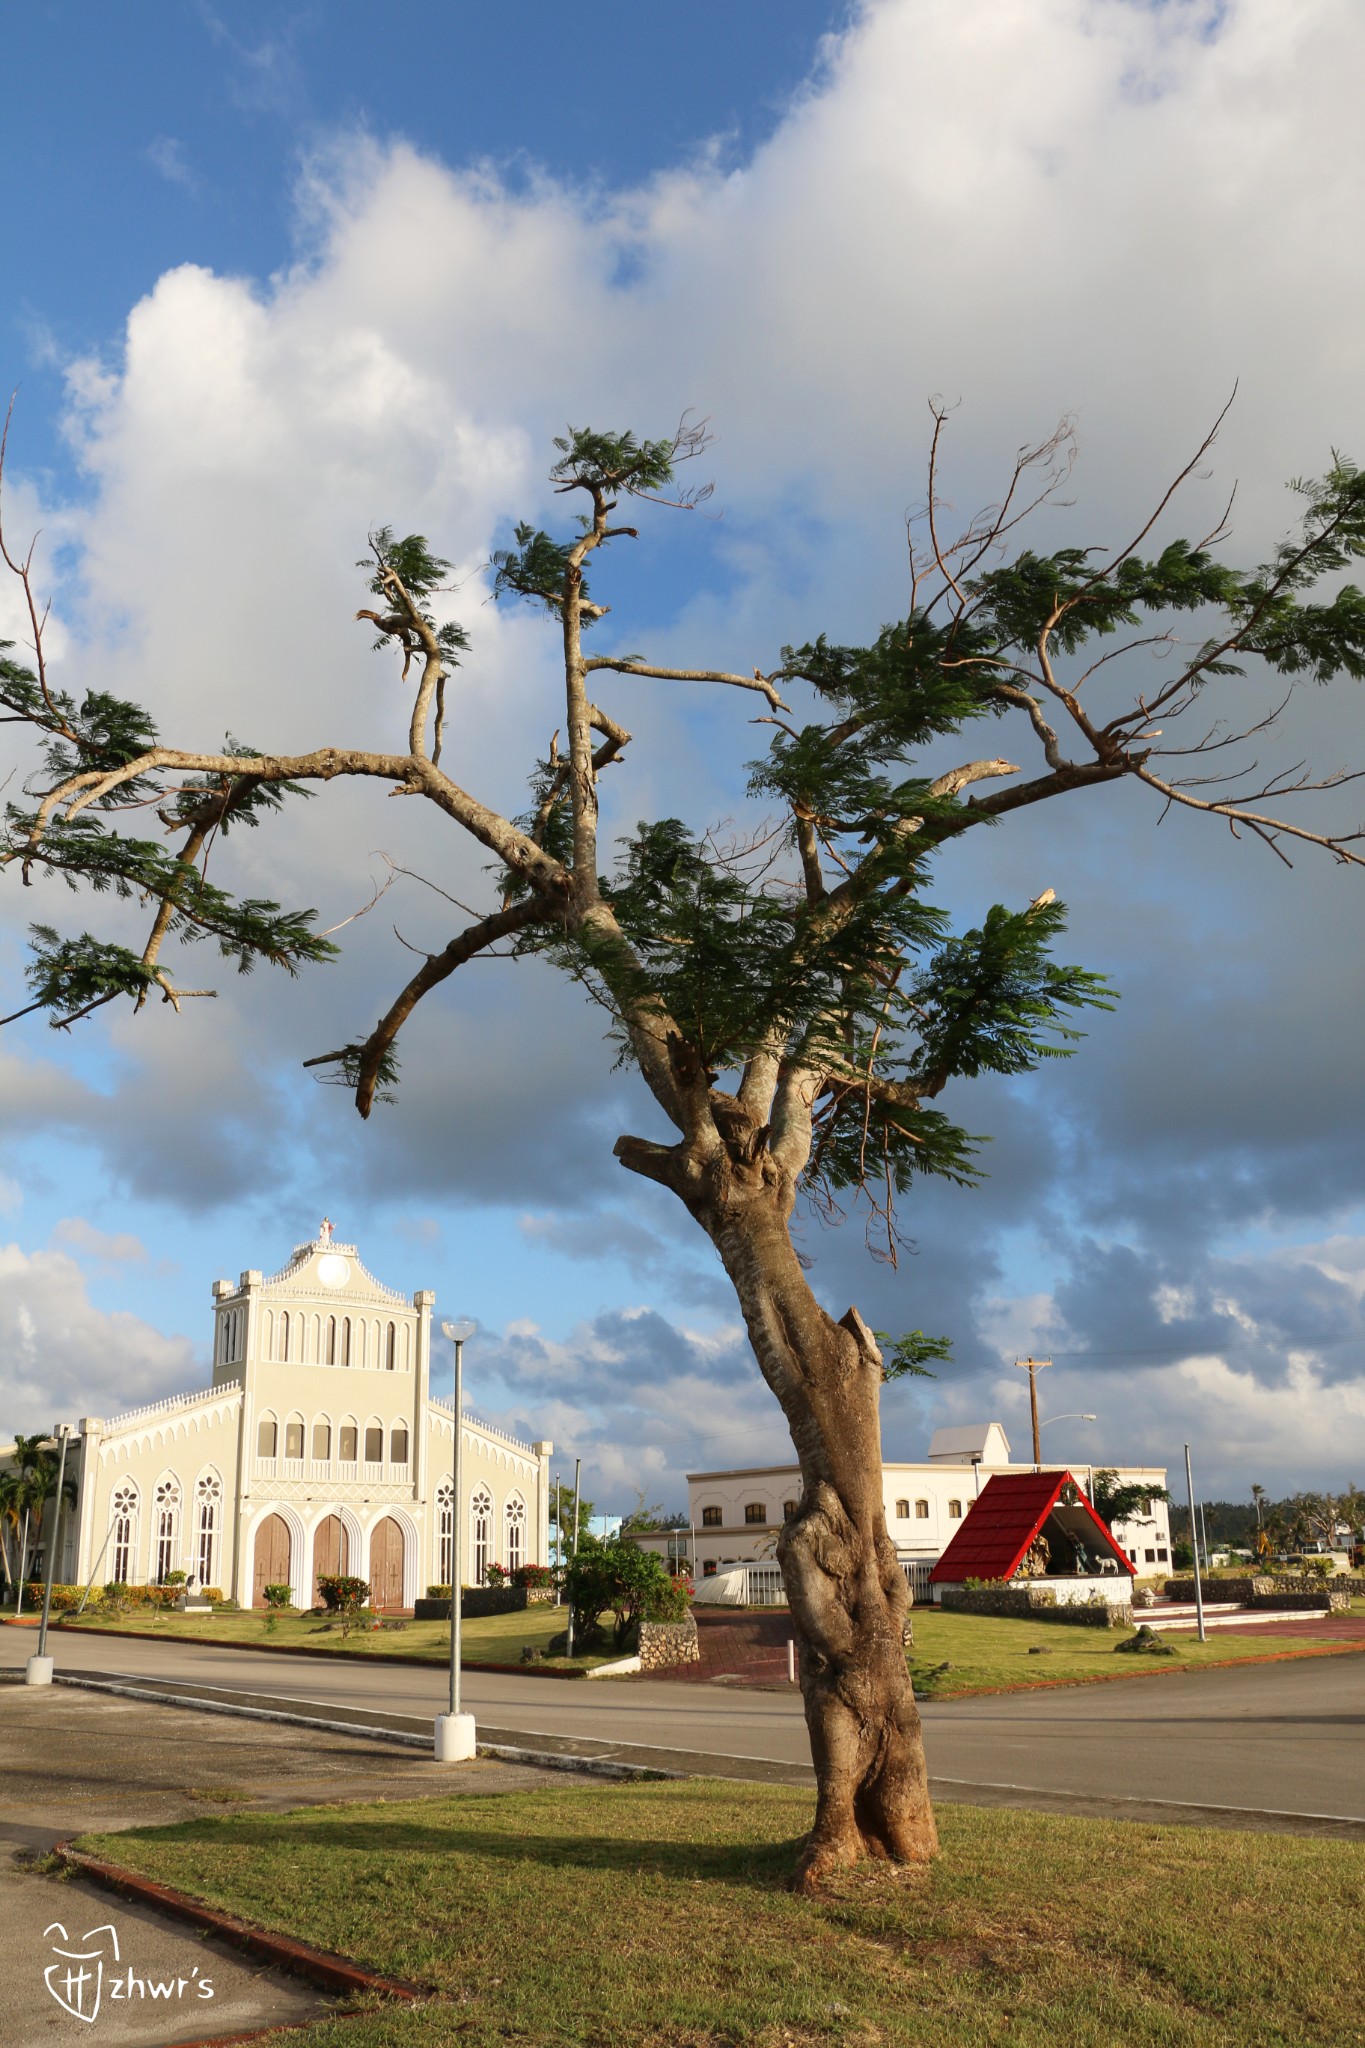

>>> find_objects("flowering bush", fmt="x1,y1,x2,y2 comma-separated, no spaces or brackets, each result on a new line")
100,1582,180,1609
262,1583,293,1609
485,1563,509,1587
23,1582,82,1612
316,1573,370,1612
513,1563,554,1588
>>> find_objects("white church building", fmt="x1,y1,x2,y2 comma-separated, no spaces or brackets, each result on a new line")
21,1230,553,1609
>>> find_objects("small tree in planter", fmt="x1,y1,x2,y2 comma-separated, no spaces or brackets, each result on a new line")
317,1573,370,1613
566,1539,682,1650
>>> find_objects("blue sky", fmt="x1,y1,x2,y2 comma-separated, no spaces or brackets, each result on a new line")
4,0,1365,1510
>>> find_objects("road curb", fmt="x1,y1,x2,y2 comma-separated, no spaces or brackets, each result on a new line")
49,1670,691,1781
52,1840,429,2000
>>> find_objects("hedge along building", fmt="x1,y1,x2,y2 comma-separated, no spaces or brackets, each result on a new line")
28,1230,553,1609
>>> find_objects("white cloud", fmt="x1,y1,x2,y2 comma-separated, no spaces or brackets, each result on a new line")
51,1218,148,1265
4,0,1365,1492
145,137,200,194
0,1242,197,1436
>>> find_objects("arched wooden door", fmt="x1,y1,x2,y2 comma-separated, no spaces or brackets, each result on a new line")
369,1516,405,1611
252,1513,291,1607
311,1514,348,1606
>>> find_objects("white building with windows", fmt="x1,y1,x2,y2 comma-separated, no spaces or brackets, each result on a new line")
6,1232,553,1609
633,1421,1172,1582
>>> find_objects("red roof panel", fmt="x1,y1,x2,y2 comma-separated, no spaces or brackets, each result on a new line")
927,1469,1135,1583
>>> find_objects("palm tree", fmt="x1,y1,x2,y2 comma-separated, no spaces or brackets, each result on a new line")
8,1433,76,1614
0,1468,23,1603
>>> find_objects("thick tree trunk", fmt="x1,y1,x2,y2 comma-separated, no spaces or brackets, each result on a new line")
704,1191,939,1891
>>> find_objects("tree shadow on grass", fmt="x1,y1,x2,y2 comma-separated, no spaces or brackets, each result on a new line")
100,1814,809,1892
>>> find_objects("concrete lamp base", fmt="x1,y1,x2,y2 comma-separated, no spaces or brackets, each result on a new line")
25,1655,54,1687
434,1712,477,1762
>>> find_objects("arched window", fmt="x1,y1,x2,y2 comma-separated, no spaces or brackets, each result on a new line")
894,1499,910,1519
437,1476,454,1587
744,1503,767,1525
364,1422,384,1464
262,1311,274,1362
505,1493,526,1575
154,1476,181,1583
326,1316,337,1366
385,1322,396,1371
471,1486,493,1586
947,1499,963,1519
257,1415,278,1458
701,1505,722,1527
284,1417,304,1461
110,1480,139,1584
312,1419,331,1462
783,1499,799,1521
341,1317,352,1367
390,1424,409,1465
339,1420,358,1463
195,1471,222,1588
915,1499,930,1518
278,1312,290,1362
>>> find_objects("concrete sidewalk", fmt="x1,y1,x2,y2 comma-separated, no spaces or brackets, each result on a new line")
0,1675,566,2047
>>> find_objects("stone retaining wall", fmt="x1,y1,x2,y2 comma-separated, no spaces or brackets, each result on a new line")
1165,1574,1362,1606
638,1617,700,1670
939,1585,1130,1629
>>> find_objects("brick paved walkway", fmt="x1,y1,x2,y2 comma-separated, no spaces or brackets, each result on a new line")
663,1608,798,1687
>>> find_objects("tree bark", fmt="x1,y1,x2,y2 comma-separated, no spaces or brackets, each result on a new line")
685,1164,939,1890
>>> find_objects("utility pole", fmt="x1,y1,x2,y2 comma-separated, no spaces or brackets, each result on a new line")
1184,1443,1206,1643
564,1456,582,1659
1014,1358,1052,1469
436,1318,476,1762
27,1423,72,1686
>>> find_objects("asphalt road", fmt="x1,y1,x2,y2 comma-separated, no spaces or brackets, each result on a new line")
5,1626,1364,1834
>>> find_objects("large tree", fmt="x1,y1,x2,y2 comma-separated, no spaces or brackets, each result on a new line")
4,402,1365,1886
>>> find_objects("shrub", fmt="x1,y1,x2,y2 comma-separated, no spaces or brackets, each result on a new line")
163,1570,187,1586
316,1573,370,1612
262,1583,293,1609
1172,1540,1195,1571
22,1582,81,1613
566,1539,682,1650
644,1575,692,1622
512,1562,554,1589
484,1563,509,1587
98,1582,180,1610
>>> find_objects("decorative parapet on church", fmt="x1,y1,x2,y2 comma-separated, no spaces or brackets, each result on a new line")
429,1396,540,1461
99,1380,244,1435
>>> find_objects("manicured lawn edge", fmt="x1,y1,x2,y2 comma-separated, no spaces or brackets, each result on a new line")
914,1635,1365,1701
53,1839,429,1999
10,1617,596,1677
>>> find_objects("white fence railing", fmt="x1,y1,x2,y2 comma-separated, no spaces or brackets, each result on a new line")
902,1559,934,1602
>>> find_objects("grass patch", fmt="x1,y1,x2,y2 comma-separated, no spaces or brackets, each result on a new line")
59,1601,611,1667
906,1606,1358,1698
76,1778,1365,2046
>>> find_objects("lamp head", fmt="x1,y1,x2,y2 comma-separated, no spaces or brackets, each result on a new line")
442,1318,477,1344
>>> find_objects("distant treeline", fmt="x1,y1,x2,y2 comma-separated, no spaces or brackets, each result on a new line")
1170,1487,1365,1550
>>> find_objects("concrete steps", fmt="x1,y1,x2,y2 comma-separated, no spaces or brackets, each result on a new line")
1144,1600,1327,1633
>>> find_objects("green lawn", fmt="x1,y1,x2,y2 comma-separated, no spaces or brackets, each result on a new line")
905,1605,1360,1699
76,1778,1365,2046
58,1600,610,1668
52,1596,1362,1697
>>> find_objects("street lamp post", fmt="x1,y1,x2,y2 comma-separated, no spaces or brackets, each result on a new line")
27,1423,72,1687
435,1318,477,1762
